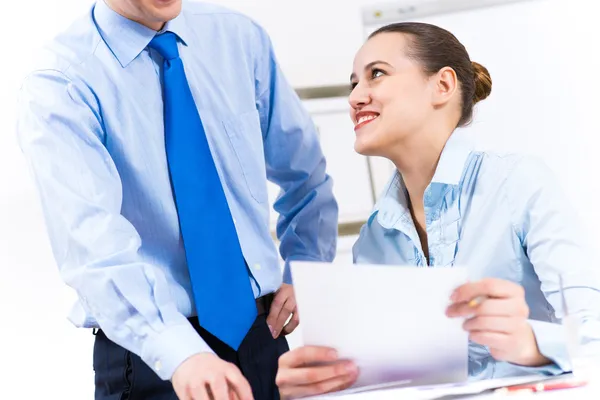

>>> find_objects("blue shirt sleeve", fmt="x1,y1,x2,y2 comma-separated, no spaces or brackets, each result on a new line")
505,156,600,375
251,24,339,283
16,70,213,380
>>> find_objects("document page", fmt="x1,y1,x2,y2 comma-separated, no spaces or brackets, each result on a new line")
290,261,469,389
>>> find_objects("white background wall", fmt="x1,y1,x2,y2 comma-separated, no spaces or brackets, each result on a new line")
1,0,599,398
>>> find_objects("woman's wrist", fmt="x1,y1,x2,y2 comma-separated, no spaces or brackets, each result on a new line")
512,324,552,367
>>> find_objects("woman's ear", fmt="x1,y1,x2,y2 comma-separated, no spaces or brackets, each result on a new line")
432,66,458,107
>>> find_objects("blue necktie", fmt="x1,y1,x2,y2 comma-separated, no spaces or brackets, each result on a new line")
149,32,256,350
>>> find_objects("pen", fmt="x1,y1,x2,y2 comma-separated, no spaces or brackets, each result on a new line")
468,295,488,308
494,379,588,394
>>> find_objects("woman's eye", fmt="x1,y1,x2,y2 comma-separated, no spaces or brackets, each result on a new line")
372,69,385,79
350,69,384,90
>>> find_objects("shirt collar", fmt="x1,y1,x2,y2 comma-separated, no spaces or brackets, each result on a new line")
369,132,474,229
93,0,190,68
430,131,475,186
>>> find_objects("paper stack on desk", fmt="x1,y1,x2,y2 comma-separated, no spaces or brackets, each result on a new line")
307,374,563,399
290,261,469,391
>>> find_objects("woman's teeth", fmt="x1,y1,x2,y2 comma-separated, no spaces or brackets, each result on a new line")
358,115,378,124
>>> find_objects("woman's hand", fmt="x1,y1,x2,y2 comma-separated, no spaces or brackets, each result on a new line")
446,278,551,367
276,346,358,399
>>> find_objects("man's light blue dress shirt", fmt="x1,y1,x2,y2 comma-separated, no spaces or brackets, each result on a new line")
354,132,600,379
16,0,338,380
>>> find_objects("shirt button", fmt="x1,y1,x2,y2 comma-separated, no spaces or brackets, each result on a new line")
254,263,261,271
154,360,162,371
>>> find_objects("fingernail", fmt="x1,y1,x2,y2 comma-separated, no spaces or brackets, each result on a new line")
450,291,457,301
268,325,275,337
328,350,338,359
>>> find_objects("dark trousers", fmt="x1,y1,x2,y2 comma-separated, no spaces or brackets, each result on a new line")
93,314,289,400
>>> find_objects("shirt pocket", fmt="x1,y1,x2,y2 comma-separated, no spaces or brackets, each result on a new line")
222,110,268,204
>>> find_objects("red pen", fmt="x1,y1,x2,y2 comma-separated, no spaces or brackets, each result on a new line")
495,379,588,394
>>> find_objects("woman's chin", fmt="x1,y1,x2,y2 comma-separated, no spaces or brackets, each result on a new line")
354,139,381,157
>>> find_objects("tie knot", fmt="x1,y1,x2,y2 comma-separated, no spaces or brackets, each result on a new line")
149,32,179,61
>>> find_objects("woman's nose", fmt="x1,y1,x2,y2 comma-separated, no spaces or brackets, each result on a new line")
348,84,370,109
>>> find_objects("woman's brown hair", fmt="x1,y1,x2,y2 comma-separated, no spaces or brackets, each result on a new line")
369,22,492,127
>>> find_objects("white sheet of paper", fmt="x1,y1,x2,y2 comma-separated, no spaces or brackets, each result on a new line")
290,261,469,390
307,375,556,400
307,374,561,399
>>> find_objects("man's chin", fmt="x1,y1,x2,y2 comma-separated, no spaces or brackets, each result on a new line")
152,0,182,19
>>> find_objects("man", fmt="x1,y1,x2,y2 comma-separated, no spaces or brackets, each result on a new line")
16,0,338,399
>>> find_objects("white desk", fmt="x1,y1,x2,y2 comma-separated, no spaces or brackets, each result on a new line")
320,381,600,399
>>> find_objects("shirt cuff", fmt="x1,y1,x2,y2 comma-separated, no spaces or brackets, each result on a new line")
283,255,323,285
141,320,215,380
511,319,571,375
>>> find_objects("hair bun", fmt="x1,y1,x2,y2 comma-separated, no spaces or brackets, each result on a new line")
472,61,492,104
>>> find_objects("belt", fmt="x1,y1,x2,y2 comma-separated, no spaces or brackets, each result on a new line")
92,293,275,337
255,292,275,316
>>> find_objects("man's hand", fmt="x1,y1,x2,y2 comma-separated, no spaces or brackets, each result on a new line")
276,346,358,399
267,283,299,338
446,278,551,367
172,353,253,400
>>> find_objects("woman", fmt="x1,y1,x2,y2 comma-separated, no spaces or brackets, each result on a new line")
275,22,600,399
